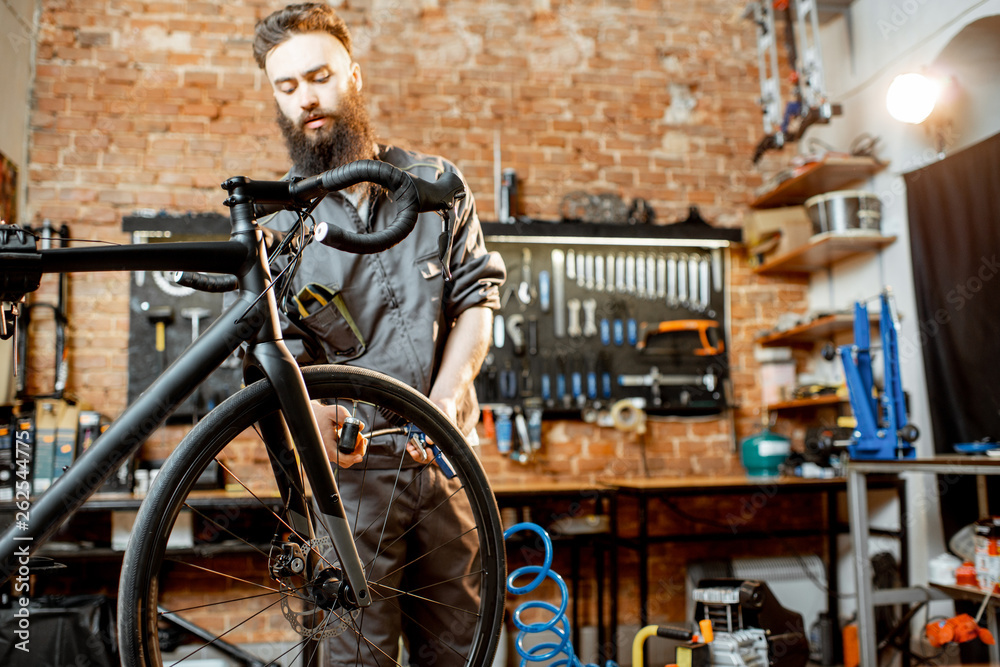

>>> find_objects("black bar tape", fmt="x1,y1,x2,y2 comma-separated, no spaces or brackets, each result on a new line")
175,271,238,293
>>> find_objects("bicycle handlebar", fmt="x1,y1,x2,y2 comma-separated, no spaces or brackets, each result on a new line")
310,161,465,255
175,160,467,293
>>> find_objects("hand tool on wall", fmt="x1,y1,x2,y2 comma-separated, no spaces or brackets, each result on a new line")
527,318,538,356
606,253,616,293
613,318,624,347
517,248,534,305
584,252,595,290
499,362,518,400
615,253,626,293
540,359,552,403
600,318,611,346
586,358,598,401
575,252,586,288
598,352,613,399
550,250,566,338
636,319,725,356
688,254,701,311
567,299,582,338
519,359,533,398
656,255,667,299
538,270,550,313
582,299,598,338
617,366,720,407
712,248,723,292
556,355,568,407
689,255,701,311
146,305,175,374
625,253,636,294
595,254,605,291
627,318,638,347
566,249,576,281
506,314,525,356
493,313,506,348
676,253,688,308
525,401,543,452
699,256,712,314
635,252,646,297
666,253,678,307
646,254,657,299
512,408,531,463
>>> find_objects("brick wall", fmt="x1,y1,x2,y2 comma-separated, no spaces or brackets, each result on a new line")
23,0,812,624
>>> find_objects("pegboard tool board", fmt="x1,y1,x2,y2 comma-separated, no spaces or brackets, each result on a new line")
122,214,242,423
479,221,740,418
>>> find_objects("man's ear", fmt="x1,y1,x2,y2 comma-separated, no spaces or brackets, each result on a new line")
351,61,363,92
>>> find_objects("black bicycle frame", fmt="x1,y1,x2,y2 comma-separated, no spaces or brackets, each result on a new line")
0,195,372,607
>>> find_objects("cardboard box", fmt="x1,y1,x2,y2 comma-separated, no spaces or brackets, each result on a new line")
745,206,814,265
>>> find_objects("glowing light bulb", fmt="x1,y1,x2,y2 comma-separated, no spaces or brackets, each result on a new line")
886,73,941,124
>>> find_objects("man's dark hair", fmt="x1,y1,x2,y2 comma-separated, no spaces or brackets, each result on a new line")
253,3,353,69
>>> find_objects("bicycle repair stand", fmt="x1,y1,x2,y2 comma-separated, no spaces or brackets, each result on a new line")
832,290,918,460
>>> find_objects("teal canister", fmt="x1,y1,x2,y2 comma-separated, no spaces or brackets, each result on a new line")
740,427,791,478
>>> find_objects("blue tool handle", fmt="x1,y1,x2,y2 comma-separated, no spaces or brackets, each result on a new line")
586,372,597,400
429,444,456,478
600,318,610,346
613,319,624,346
538,270,550,313
571,372,582,398
541,374,551,401
627,318,638,346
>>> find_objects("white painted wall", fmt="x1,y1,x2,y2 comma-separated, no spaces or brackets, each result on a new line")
0,0,38,405
804,0,1000,627
0,0,37,212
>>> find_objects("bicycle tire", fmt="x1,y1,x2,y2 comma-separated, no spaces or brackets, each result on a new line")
118,364,506,667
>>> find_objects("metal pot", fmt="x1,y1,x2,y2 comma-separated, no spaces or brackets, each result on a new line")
805,190,882,235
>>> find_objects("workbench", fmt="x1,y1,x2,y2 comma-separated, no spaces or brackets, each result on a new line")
847,456,1000,667
602,474,905,663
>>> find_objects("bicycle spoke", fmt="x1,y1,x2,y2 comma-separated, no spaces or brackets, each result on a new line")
369,568,487,601
166,593,289,664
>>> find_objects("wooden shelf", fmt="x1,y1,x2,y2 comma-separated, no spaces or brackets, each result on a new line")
753,231,896,274
757,313,855,347
767,394,845,411
751,155,887,209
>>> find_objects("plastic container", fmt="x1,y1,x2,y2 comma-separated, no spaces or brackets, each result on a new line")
973,517,1000,591
740,428,791,478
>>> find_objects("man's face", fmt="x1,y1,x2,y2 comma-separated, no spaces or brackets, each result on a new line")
265,31,362,140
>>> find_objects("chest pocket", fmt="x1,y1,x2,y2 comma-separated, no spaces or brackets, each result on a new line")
416,252,443,280
290,283,367,363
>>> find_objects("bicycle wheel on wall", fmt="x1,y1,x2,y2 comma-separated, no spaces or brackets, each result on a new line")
118,365,506,667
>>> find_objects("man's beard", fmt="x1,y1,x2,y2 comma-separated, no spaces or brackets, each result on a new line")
277,88,377,177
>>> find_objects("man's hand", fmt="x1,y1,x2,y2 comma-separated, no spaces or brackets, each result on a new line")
312,401,367,468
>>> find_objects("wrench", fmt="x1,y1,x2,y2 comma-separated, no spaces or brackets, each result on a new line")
582,298,598,337
646,254,657,299
700,256,711,312
551,249,566,338
567,298,582,337
625,253,636,294
576,251,586,288
584,252,595,290
566,249,576,281
635,252,646,297
517,247,533,305
689,254,700,311
656,255,666,299
666,253,677,306
615,253,626,292
676,253,687,307
606,253,616,293
595,253,605,291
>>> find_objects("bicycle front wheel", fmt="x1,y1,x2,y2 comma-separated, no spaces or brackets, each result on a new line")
118,364,506,667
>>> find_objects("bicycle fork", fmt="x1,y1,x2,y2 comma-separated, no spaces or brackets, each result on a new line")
249,340,372,610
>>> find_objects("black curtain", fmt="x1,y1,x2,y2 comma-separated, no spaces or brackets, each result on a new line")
905,132,1000,538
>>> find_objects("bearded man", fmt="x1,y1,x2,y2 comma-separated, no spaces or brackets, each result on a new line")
252,4,506,666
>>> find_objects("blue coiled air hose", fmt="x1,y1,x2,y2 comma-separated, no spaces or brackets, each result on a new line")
503,522,611,667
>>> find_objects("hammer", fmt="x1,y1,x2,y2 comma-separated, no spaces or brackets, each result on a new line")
146,306,174,373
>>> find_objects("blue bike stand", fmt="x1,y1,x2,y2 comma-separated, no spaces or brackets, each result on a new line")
838,290,917,460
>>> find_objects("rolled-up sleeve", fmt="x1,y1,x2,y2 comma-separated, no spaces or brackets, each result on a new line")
443,174,506,322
